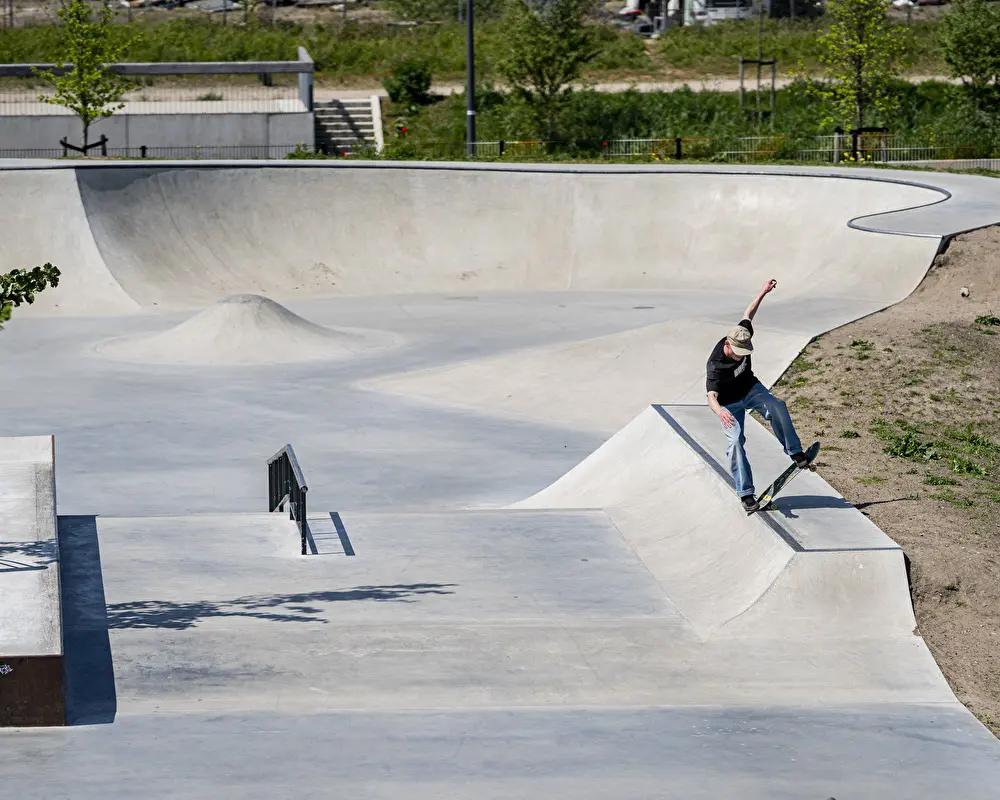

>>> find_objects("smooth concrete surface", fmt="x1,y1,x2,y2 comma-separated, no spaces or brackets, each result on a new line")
659,403,900,551
0,435,60,657
5,706,1000,800
95,294,401,364
1,162,1000,795
0,111,312,155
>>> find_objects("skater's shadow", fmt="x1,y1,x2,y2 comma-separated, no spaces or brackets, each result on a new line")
773,494,917,519
772,494,854,519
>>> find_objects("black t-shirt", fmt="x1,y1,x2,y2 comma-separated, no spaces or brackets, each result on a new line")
706,318,759,406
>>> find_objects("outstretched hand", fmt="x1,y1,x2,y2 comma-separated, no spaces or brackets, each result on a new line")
760,278,778,296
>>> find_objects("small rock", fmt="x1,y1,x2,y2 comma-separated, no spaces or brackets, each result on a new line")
961,286,970,297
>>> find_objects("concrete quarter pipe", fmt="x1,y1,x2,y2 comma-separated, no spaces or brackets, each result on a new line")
0,161,998,798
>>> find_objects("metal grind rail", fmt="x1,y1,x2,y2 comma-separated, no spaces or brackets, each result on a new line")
268,444,309,555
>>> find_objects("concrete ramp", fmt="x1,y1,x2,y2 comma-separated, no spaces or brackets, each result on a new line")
0,169,136,316
70,165,941,310
514,405,925,647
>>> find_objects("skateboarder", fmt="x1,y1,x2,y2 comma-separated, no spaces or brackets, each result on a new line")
706,278,810,513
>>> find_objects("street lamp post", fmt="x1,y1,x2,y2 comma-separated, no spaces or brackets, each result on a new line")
466,0,476,157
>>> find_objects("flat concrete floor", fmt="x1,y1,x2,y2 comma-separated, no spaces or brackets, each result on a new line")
0,290,735,515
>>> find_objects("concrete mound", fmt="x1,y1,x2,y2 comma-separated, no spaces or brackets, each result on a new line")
95,294,398,365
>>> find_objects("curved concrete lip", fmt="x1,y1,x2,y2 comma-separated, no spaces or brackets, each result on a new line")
5,157,997,238
93,294,402,365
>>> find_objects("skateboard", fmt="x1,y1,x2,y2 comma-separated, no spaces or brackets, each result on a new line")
748,441,821,515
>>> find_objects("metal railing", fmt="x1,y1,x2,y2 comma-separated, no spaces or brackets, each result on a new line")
268,444,309,556
0,50,315,115
2,132,998,167
0,144,315,159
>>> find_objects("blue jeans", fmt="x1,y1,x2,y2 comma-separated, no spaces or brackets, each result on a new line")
722,382,803,498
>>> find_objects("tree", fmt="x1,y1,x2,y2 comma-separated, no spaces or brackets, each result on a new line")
0,265,61,329
814,0,911,129
939,0,1000,108
498,0,600,138
34,0,138,152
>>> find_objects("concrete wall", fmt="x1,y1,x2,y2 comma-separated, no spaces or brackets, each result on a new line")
0,112,313,156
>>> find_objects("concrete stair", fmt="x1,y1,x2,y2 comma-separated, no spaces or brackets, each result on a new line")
314,98,380,156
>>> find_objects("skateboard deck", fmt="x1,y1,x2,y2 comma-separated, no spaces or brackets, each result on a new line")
749,441,821,514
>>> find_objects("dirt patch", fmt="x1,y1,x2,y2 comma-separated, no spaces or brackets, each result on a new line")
769,225,1000,736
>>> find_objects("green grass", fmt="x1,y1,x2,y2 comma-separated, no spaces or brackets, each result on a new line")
0,17,529,81
975,314,1000,327
871,418,942,461
653,18,943,75
944,425,1000,458
924,473,959,486
0,15,951,80
840,429,861,438
850,339,875,360
950,455,989,477
930,488,976,508
856,475,888,485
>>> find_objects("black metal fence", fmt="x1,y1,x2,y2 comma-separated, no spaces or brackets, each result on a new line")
268,444,309,555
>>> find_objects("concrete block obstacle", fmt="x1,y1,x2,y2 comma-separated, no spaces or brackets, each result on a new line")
0,435,63,727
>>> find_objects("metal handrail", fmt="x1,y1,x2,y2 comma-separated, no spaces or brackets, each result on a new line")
268,444,309,555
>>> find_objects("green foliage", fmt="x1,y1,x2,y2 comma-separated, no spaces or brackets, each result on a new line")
384,58,433,105
658,19,824,71
975,313,1000,326
950,455,989,477
870,418,941,461
924,472,959,486
589,23,650,72
850,338,874,359
938,0,1000,106
944,423,1000,457
389,78,1000,160
812,0,912,128
285,143,331,159
498,0,600,136
33,0,139,148
0,15,951,81
0,264,61,329
841,429,861,438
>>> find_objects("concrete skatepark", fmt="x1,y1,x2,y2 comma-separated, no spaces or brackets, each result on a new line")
1,161,1000,797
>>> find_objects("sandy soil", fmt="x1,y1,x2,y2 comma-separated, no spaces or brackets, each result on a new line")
770,225,1000,735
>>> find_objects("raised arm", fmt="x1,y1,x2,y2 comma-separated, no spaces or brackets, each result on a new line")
743,278,778,321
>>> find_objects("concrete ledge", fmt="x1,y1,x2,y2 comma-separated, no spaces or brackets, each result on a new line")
656,404,900,552
0,435,64,727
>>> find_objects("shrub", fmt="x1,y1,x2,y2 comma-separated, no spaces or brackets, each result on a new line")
383,59,433,105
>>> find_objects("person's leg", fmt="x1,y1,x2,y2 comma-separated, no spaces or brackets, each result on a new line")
743,383,803,456
722,403,754,497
